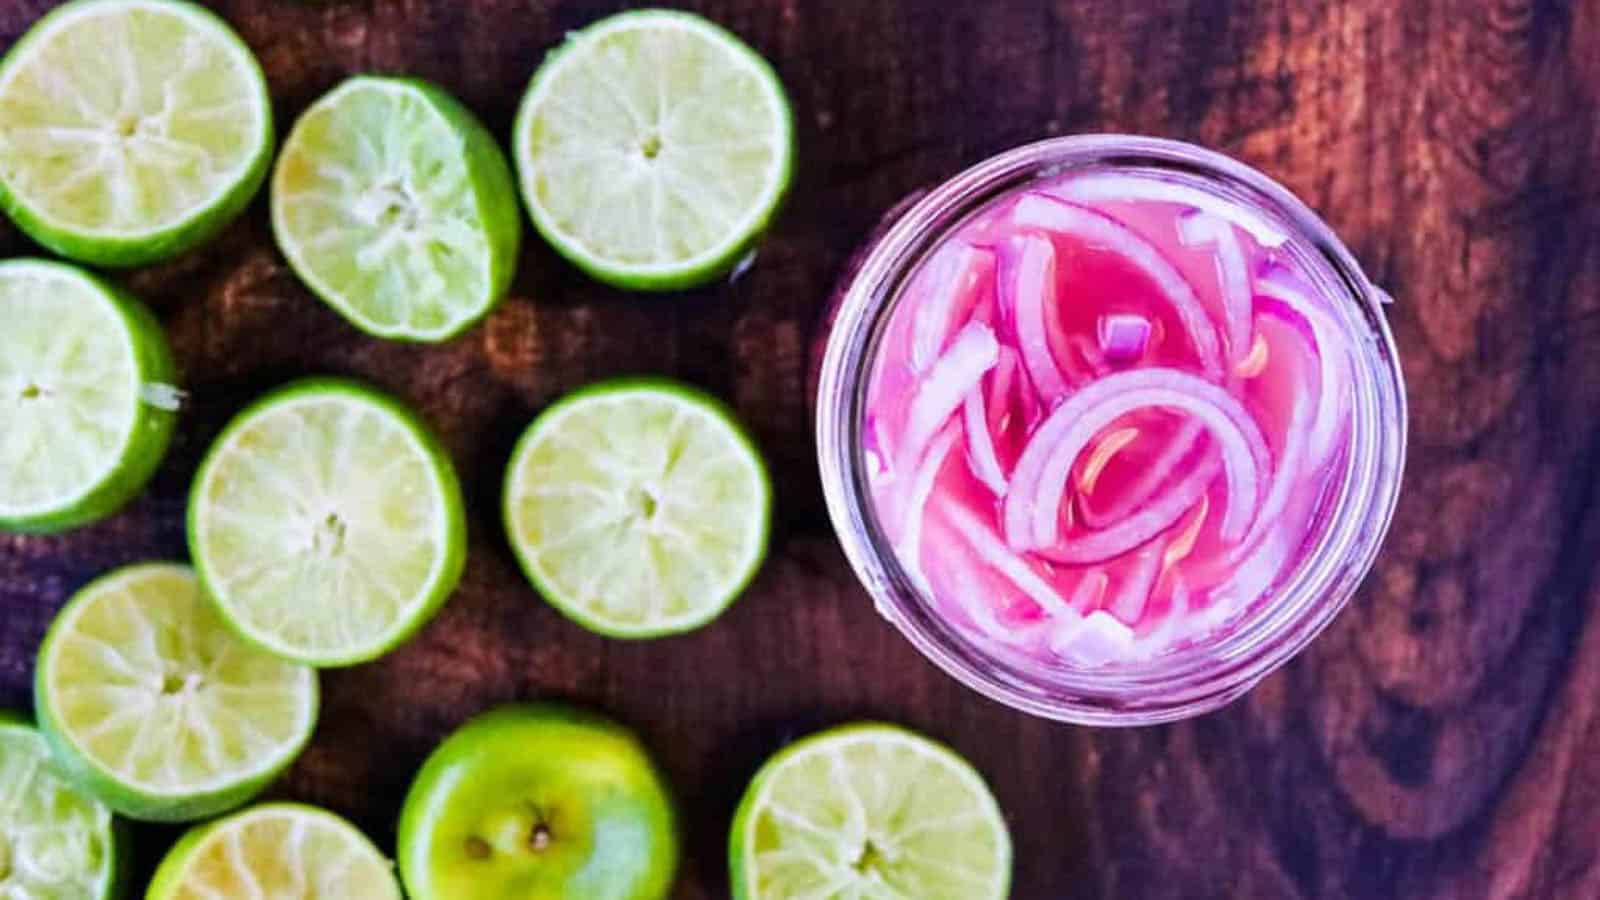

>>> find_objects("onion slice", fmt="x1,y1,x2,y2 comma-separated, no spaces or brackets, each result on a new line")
893,426,959,592
1107,542,1164,623
1004,368,1271,558
899,321,999,472
962,388,1008,495
942,499,1078,620
1047,172,1290,248
1011,194,1224,379
1255,269,1350,464
997,234,1069,400
911,243,994,372
1178,211,1254,366
1097,313,1153,362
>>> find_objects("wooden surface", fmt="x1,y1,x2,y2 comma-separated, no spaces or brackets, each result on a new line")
4,0,1600,896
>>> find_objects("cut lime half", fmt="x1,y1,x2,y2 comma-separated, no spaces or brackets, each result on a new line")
147,803,401,900
0,713,124,899
503,379,771,638
272,76,522,341
0,259,177,534
730,723,1012,900
188,378,467,666
34,563,318,823
0,0,273,266
514,9,795,290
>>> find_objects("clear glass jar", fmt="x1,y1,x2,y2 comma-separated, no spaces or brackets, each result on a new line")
814,135,1407,726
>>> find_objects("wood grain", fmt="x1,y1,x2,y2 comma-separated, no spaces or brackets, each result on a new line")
4,0,1600,896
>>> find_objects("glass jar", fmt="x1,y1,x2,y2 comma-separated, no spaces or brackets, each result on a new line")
814,135,1407,726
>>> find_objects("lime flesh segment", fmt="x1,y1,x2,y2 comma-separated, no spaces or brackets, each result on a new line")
730,724,1012,900
147,803,400,900
273,76,521,342
503,379,771,638
0,0,272,266
514,10,795,290
0,715,122,899
398,704,678,900
189,378,467,666
34,563,318,824
0,259,176,534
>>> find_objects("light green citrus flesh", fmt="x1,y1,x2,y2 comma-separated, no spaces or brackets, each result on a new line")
272,76,521,341
397,704,678,900
503,379,770,638
729,724,1013,900
33,563,318,824
0,259,177,534
0,714,122,900
188,378,466,666
513,9,795,290
146,803,400,899
0,0,272,266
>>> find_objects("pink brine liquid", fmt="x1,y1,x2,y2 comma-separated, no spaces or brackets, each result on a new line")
865,171,1354,667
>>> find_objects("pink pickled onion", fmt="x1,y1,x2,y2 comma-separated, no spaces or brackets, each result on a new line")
1049,610,1135,667
941,499,1078,620
1046,172,1289,248
1107,542,1164,623
911,243,994,372
1177,211,1254,367
985,346,1020,431
894,426,958,592
1011,193,1224,379
962,388,1007,495
1230,313,1315,558
899,321,998,472
1080,420,1205,529
1097,313,1153,362
1255,270,1350,465
997,234,1069,400
1004,368,1270,558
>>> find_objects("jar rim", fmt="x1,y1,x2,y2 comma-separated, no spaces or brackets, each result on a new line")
814,134,1408,725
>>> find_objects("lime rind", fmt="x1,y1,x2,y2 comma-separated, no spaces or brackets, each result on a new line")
0,258,177,534
513,9,796,291
34,563,319,824
146,802,401,899
502,378,772,639
0,713,125,899
272,76,522,342
730,723,1013,900
188,377,467,667
0,0,273,267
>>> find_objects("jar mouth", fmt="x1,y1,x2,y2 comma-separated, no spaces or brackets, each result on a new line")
815,134,1408,726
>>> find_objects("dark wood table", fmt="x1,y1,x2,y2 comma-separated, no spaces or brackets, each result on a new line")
5,0,1600,896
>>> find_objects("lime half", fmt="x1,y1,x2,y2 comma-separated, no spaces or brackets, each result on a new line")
398,704,679,900
34,563,318,823
189,378,467,666
0,0,272,266
272,76,522,341
0,259,177,534
730,723,1012,900
0,713,124,899
503,379,770,638
513,9,795,290
147,803,401,900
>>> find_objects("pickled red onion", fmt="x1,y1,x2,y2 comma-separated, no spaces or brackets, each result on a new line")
1256,270,1349,465
1178,211,1254,366
1011,193,1224,379
998,234,1069,399
911,244,993,372
1108,542,1164,623
1097,313,1153,362
942,499,1078,620
1004,368,1270,557
895,426,958,591
1046,172,1290,248
900,321,998,471
963,388,1008,495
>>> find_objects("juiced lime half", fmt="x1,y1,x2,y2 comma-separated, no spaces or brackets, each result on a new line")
503,379,770,638
0,713,123,899
513,9,795,290
730,723,1012,900
147,803,401,900
272,76,522,341
0,0,272,266
0,259,177,534
33,563,318,823
398,704,678,900
188,378,466,666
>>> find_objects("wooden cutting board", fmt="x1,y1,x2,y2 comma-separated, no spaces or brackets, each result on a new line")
4,1,1600,896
